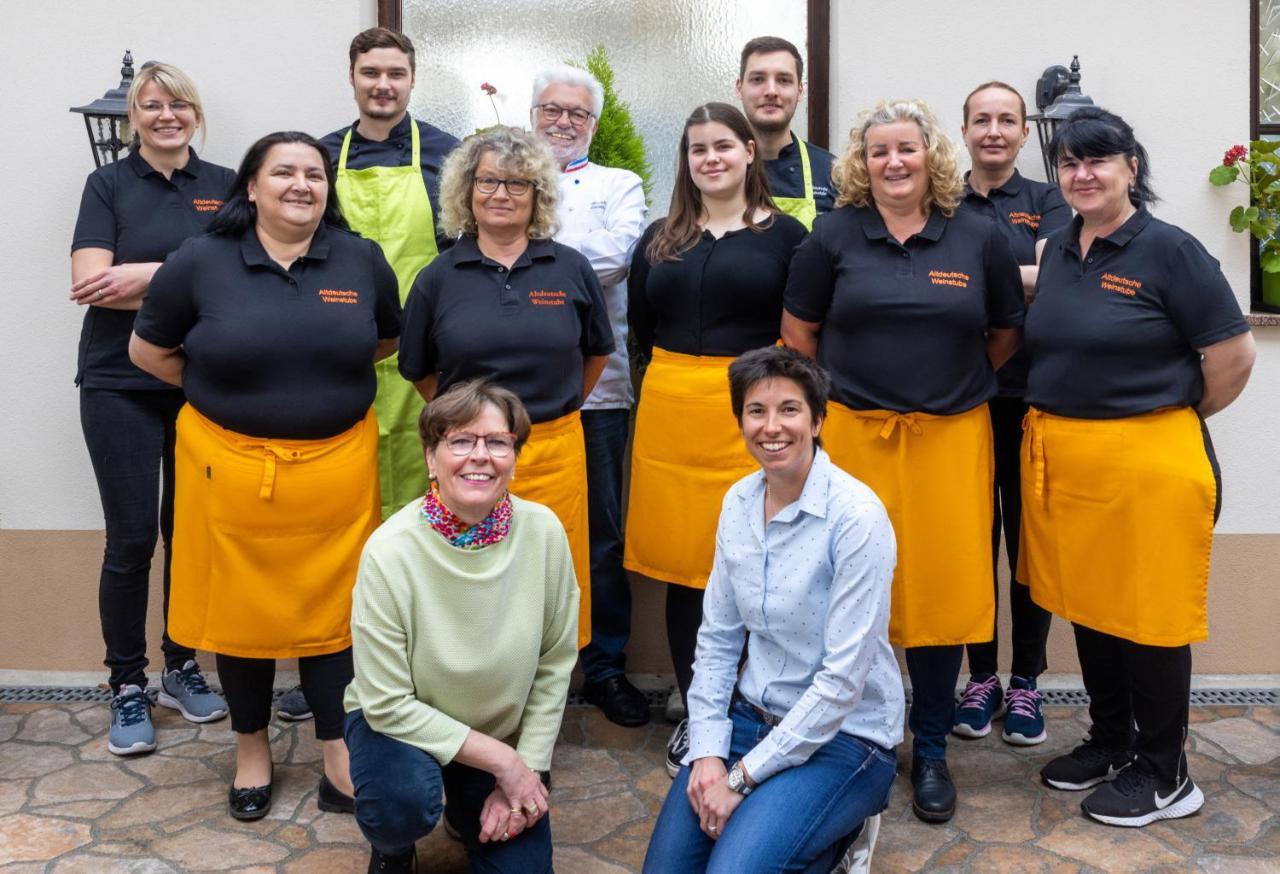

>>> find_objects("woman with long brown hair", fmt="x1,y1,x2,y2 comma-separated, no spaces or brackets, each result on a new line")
625,102,807,776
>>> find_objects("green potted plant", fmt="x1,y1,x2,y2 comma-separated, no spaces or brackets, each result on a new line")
1209,140,1280,307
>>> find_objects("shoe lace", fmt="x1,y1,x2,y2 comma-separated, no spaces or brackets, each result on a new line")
177,664,213,696
112,692,150,727
669,720,689,752
1108,764,1151,798
1004,686,1042,719
957,675,1000,710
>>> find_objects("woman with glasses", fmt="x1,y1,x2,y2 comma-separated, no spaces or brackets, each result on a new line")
344,380,578,872
399,126,613,652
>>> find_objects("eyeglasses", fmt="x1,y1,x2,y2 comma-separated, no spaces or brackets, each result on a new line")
534,103,594,128
472,177,534,196
443,432,518,457
136,100,195,115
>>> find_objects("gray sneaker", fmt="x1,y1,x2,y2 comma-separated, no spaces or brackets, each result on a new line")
158,660,228,723
108,684,156,756
276,685,313,722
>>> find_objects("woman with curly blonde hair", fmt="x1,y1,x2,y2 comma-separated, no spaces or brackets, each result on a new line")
399,126,613,650
782,98,1024,825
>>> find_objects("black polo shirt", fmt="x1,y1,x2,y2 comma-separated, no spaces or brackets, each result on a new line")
398,236,614,423
134,224,401,439
628,214,808,359
321,115,459,250
1024,209,1248,419
766,136,836,214
71,148,235,390
785,205,1024,414
960,170,1072,396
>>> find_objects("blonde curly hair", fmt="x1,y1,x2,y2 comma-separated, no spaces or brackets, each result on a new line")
832,99,964,216
438,126,560,239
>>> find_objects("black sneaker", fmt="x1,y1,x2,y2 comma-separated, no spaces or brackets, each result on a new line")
276,685,313,722
582,675,651,727
1081,765,1204,827
1041,741,1131,791
665,718,689,778
368,846,417,873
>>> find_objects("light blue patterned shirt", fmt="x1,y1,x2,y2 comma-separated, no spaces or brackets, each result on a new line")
685,448,904,783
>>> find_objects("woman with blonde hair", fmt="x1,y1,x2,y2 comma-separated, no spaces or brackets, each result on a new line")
783,98,1024,823
70,61,233,756
399,126,613,654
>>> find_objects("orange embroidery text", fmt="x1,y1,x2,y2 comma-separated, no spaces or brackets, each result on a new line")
529,289,567,306
318,289,360,305
192,198,223,213
928,270,970,289
1100,273,1141,297
1008,211,1041,230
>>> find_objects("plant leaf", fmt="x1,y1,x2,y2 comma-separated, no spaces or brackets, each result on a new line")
1209,165,1238,185
1230,205,1250,232
1261,247,1280,272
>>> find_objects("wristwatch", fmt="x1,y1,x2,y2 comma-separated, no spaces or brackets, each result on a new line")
726,761,752,796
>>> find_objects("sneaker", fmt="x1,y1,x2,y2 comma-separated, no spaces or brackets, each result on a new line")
1080,764,1203,827
951,674,1004,738
665,718,689,778
1001,675,1046,745
108,684,156,756
582,675,651,727
368,846,417,873
664,688,686,723
1041,740,1131,790
158,660,228,723
829,813,880,873
276,685,313,721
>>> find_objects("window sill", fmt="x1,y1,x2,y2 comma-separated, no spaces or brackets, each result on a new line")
1246,312,1280,326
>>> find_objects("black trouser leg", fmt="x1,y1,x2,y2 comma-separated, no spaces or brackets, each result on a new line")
1123,640,1191,786
300,648,355,741
1073,624,1133,751
665,584,705,705
217,650,353,740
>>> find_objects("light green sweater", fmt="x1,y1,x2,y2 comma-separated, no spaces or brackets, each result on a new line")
343,495,579,770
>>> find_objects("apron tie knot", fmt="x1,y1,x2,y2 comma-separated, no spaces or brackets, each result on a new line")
1023,408,1047,499
878,413,924,440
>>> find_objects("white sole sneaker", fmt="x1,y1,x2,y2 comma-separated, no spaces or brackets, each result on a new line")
1002,727,1047,746
156,691,228,724
107,738,157,756
1084,783,1205,828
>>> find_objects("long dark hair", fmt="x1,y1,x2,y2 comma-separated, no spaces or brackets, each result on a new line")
1048,107,1157,206
646,102,777,263
208,131,349,236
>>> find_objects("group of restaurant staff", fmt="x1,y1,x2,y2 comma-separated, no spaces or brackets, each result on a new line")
69,23,1255,873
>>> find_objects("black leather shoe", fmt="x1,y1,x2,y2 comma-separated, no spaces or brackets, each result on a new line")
910,757,956,823
582,675,651,727
368,846,417,873
228,780,272,821
317,774,355,814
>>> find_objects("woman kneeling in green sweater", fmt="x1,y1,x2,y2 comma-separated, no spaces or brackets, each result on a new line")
344,379,579,874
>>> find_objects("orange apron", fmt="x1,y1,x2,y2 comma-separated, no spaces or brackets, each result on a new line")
623,348,756,589
824,401,995,647
169,405,380,659
1019,406,1217,646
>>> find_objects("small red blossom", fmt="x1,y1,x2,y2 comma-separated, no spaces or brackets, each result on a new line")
1223,144,1248,167
480,82,497,96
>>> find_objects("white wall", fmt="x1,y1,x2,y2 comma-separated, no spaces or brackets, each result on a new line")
831,0,1278,534
0,0,375,530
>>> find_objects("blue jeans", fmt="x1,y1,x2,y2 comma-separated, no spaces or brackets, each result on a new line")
578,408,633,682
345,710,552,872
80,387,192,692
643,698,896,873
905,645,964,760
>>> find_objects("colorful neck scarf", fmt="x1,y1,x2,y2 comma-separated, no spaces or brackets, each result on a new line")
420,488,513,550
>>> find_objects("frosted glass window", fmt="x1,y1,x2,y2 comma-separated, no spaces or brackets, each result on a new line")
1263,0,1280,124
404,0,808,212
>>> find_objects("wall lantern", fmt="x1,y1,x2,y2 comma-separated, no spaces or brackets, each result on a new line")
70,51,136,168
1029,55,1095,183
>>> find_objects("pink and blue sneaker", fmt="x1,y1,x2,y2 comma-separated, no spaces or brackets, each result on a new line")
951,673,1004,738
1001,675,1047,745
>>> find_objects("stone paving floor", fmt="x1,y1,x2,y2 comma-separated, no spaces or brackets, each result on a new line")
0,699,1277,872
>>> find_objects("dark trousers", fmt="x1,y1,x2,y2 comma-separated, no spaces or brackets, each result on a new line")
666,584,706,704
905,645,964,760
215,649,352,740
345,709,553,872
966,396,1052,679
1073,624,1191,785
578,409,634,682
80,387,192,693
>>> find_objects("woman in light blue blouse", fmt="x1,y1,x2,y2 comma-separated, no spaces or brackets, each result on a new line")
643,345,903,874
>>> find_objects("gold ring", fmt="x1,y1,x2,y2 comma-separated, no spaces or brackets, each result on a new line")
510,807,522,815
501,831,510,841
524,803,538,815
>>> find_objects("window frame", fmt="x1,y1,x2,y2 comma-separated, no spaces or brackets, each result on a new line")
1253,0,1280,312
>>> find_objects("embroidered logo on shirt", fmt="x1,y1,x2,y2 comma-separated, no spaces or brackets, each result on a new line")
318,288,360,304
529,289,567,306
1008,211,1042,230
928,270,970,288
1100,273,1141,297
192,198,224,213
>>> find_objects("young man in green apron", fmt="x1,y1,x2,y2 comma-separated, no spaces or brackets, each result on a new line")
736,36,836,230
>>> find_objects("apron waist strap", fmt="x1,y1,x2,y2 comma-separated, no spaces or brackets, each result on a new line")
1023,407,1047,499
850,410,926,439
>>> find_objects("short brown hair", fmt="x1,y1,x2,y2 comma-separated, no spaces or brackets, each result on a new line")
417,380,532,454
739,36,803,82
962,81,1027,126
348,27,416,72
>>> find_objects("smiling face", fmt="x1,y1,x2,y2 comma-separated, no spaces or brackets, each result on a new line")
129,80,198,155
962,86,1027,174
866,119,929,212
470,151,535,235
736,50,803,135
740,377,821,482
1056,150,1137,224
427,402,517,523
247,142,329,238
533,81,596,167
686,121,755,200
350,47,414,126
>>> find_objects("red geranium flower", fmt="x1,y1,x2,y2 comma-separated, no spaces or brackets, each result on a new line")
1223,144,1248,167
480,82,497,96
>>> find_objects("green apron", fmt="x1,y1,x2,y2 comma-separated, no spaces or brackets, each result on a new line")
773,136,818,230
336,121,440,519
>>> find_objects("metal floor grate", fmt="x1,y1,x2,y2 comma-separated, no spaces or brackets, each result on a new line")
4,686,1276,707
